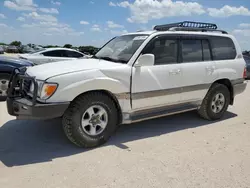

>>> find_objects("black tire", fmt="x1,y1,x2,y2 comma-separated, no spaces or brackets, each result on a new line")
62,92,119,148
0,73,10,102
198,83,230,120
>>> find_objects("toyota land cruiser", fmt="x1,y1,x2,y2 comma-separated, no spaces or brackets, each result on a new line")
6,21,247,148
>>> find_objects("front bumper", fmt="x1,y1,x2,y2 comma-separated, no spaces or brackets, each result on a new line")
6,68,69,120
7,97,69,120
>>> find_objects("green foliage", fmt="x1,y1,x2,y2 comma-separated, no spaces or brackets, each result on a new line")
63,44,73,48
43,45,61,48
10,41,22,46
78,46,99,55
0,42,6,45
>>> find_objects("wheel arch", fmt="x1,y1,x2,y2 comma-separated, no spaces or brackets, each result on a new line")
210,78,234,105
72,89,123,124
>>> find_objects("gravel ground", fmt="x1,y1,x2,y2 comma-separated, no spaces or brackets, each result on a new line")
0,83,250,188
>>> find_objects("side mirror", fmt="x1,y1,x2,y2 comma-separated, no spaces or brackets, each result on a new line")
134,54,155,67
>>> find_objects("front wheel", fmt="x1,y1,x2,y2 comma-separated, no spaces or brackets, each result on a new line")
0,73,10,102
198,83,230,120
62,92,119,148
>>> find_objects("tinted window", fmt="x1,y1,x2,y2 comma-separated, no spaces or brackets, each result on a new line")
182,40,202,63
66,51,84,58
143,37,178,65
42,50,63,57
202,40,211,61
210,37,236,60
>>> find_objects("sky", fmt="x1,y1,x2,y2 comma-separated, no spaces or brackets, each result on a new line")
0,0,250,49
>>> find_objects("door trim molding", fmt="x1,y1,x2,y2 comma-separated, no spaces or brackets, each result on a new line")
115,78,244,100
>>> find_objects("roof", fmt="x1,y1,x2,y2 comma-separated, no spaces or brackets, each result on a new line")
124,30,232,38
123,21,230,38
122,31,156,36
34,47,84,54
43,47,79,52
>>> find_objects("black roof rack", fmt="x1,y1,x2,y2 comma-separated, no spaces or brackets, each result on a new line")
153,21,228,34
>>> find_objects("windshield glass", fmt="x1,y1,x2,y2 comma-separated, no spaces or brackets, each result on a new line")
95,34,148,64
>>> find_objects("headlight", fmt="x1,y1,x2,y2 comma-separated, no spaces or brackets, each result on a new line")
30,80,58,100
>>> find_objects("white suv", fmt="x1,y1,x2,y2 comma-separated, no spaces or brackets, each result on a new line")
7,21,247,148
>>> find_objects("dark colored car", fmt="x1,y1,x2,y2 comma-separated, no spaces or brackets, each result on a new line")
244,55,250,80
0,56,34,101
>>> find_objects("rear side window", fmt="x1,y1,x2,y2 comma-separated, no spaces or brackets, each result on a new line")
42,50,63,57
181,40,202,63
66,51,84,58
210,37,236,60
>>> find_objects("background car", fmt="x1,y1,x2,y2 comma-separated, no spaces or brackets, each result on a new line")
0,46,4,54
18,47,87,65
0,56,34,101
6,45,19,53
244,55,250,80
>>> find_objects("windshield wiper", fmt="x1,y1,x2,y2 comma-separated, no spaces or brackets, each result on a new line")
95,56,127,64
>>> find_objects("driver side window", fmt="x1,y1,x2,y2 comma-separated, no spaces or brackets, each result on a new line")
143,37,178,65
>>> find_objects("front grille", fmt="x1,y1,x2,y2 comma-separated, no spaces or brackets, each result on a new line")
8,68,38,106
22,79,31,95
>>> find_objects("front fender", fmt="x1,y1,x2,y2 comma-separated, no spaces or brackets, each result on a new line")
47,77,129,103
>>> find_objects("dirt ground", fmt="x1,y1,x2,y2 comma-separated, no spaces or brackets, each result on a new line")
0,83,250,188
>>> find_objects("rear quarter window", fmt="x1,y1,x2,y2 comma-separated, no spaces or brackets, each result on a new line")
210,37,236,61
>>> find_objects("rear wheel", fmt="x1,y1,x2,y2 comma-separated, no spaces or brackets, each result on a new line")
198,83,230,120
62,92,119,148
0,73,10,101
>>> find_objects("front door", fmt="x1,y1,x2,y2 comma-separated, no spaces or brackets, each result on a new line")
132,36,182,110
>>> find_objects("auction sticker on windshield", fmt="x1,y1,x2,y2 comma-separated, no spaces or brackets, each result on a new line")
133,36,148,41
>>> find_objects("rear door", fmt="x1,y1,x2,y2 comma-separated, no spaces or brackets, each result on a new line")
179,36,218,103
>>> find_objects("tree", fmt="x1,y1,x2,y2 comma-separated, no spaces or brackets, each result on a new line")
10,41,22,47
63,44,73,48
43,45,61,48
78,46,99,55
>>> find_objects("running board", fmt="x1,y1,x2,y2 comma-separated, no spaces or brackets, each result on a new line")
122,102,200,124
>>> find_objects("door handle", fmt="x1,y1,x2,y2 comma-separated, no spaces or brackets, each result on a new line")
169,69,181,75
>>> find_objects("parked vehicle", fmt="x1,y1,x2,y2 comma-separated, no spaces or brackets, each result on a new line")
6,46,19,53
244,55,250,79
0,56,34,101
7,21,247,148
0,46,4,54
18,47,86,65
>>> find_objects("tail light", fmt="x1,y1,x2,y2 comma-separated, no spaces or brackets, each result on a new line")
243,67,247,79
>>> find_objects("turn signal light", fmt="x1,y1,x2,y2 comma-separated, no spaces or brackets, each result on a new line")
44,85,57,96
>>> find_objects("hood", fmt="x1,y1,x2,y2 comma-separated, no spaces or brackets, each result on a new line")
0,56,34,67
26,58,127,80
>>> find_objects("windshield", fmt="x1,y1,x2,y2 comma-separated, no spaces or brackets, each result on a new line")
94,34,148,64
